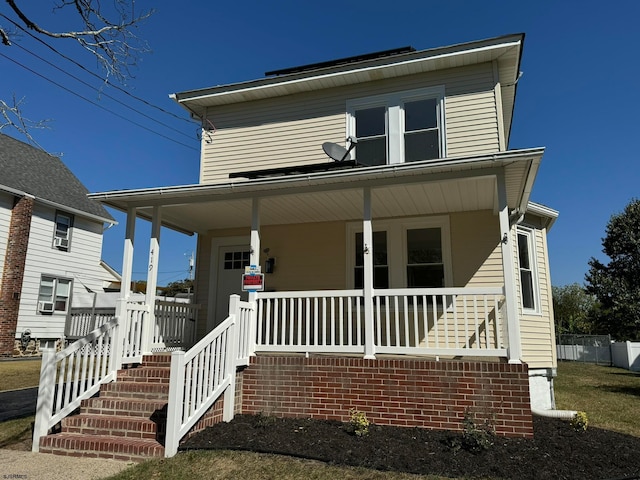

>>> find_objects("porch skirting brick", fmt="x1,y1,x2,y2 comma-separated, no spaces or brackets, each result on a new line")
241,356,533,438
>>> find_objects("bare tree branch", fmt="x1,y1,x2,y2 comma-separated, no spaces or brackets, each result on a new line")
0,94,52,149
2,0,153,83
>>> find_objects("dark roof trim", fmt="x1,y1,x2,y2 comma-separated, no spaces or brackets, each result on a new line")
265,46,416,77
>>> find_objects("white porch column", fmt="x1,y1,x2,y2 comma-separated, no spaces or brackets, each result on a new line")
497,172,522,363
363,187,375,359
143,206,162,355
115,207,136,370
120,206,136,299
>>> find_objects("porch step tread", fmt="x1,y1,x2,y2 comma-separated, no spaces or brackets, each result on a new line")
118,367,171,381
62,414,163,431
81,397,167,417
39,433,164,461
101,381,170,397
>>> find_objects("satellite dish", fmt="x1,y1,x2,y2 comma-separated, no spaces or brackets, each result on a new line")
322,137,357,162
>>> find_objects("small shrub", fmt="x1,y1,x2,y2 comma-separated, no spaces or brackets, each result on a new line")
571,411,589,431
456,410,495,453
348,408,370,437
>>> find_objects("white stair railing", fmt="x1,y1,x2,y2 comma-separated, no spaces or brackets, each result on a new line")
32,318,122,452
165,295,255,457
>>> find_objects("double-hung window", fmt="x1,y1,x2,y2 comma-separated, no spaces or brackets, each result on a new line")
53,212,72,250
38,276,72,313
347,86,445,166
516,227,540,313
348,217,451,289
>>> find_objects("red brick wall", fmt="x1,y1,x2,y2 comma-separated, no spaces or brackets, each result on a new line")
0,196,34,356
242,356,533,438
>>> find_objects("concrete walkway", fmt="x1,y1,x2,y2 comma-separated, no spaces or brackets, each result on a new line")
0,449,132,479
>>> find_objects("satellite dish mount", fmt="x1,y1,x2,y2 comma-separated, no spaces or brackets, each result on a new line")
322,137,357,162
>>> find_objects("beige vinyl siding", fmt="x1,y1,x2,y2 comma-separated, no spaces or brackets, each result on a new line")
17,204,106,339
450,210,503,287
201,63,500,184
0,192,13,286
517,226,556,369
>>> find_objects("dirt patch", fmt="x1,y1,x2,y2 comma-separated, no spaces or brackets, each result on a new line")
181,414,640,480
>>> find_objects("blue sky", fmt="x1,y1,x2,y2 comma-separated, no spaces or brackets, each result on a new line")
1,0,638,287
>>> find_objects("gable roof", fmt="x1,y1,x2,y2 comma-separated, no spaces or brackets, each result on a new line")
171,33,523,145
0,133,114,223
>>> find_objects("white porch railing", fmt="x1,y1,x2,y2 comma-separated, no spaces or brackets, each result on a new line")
165,295,254,457
32,318,122,452
67,300,199,358
151,301,200,352
255,287,507,358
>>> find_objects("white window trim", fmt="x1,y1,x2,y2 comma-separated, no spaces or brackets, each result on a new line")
346,86,447,164
53,212,73,250
37,275,72,314
516,226,542,315
346,215,452,289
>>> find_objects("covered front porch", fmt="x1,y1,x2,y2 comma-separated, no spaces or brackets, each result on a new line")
89,148,543,363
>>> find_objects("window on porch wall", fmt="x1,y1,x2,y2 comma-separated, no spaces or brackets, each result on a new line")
352,225,446,289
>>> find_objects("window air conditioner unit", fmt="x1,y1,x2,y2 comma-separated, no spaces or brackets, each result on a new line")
38,301,55,313
54,237,69,249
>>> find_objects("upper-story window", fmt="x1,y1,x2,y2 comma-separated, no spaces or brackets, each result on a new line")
347,86,446,166
53,212,72,251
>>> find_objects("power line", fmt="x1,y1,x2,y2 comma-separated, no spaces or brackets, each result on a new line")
0,52,199,151
12,42,197,142
0,13,195,125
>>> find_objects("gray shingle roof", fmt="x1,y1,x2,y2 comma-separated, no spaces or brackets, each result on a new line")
0,133,114,222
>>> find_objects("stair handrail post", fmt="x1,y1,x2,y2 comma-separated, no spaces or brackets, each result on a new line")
247,292,258,357
32,346,56,452
165,349,186,457
223,294,240,422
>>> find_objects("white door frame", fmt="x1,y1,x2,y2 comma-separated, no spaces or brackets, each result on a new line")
207,235,251,332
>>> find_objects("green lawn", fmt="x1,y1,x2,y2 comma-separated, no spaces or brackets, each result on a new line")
0,359,41,391
554,361,640,437
1,359,638,479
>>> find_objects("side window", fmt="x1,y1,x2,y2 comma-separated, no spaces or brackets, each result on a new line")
53,212,73,251
38,276,72,314
517,228,539,312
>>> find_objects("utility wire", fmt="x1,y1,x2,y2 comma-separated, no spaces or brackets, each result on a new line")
0,52,199,151
0,13,195,125
12,42,196,142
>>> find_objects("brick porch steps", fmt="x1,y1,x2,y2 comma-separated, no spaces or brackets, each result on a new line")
38,354,172,462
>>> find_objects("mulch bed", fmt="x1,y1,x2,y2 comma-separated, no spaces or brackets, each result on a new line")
180,414,640,480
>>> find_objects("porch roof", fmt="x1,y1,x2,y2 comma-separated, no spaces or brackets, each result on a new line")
88,148,543,234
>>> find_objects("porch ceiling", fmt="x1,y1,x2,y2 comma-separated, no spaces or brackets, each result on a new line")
89,148,542,235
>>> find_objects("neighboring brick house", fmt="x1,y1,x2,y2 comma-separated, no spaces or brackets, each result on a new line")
0,133,115,356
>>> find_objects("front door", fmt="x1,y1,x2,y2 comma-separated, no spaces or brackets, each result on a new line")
215,246,251,323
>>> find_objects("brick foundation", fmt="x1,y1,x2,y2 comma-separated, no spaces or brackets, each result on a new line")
0,195,34,356
242,356,533,438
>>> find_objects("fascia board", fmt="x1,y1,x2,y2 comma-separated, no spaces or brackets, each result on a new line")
89,147,544,207
172,35,523,114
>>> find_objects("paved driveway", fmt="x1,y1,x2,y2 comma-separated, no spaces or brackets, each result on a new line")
0,387,38,421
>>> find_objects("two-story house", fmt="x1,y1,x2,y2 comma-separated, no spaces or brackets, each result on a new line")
0,133,116,356
32,33,562,460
